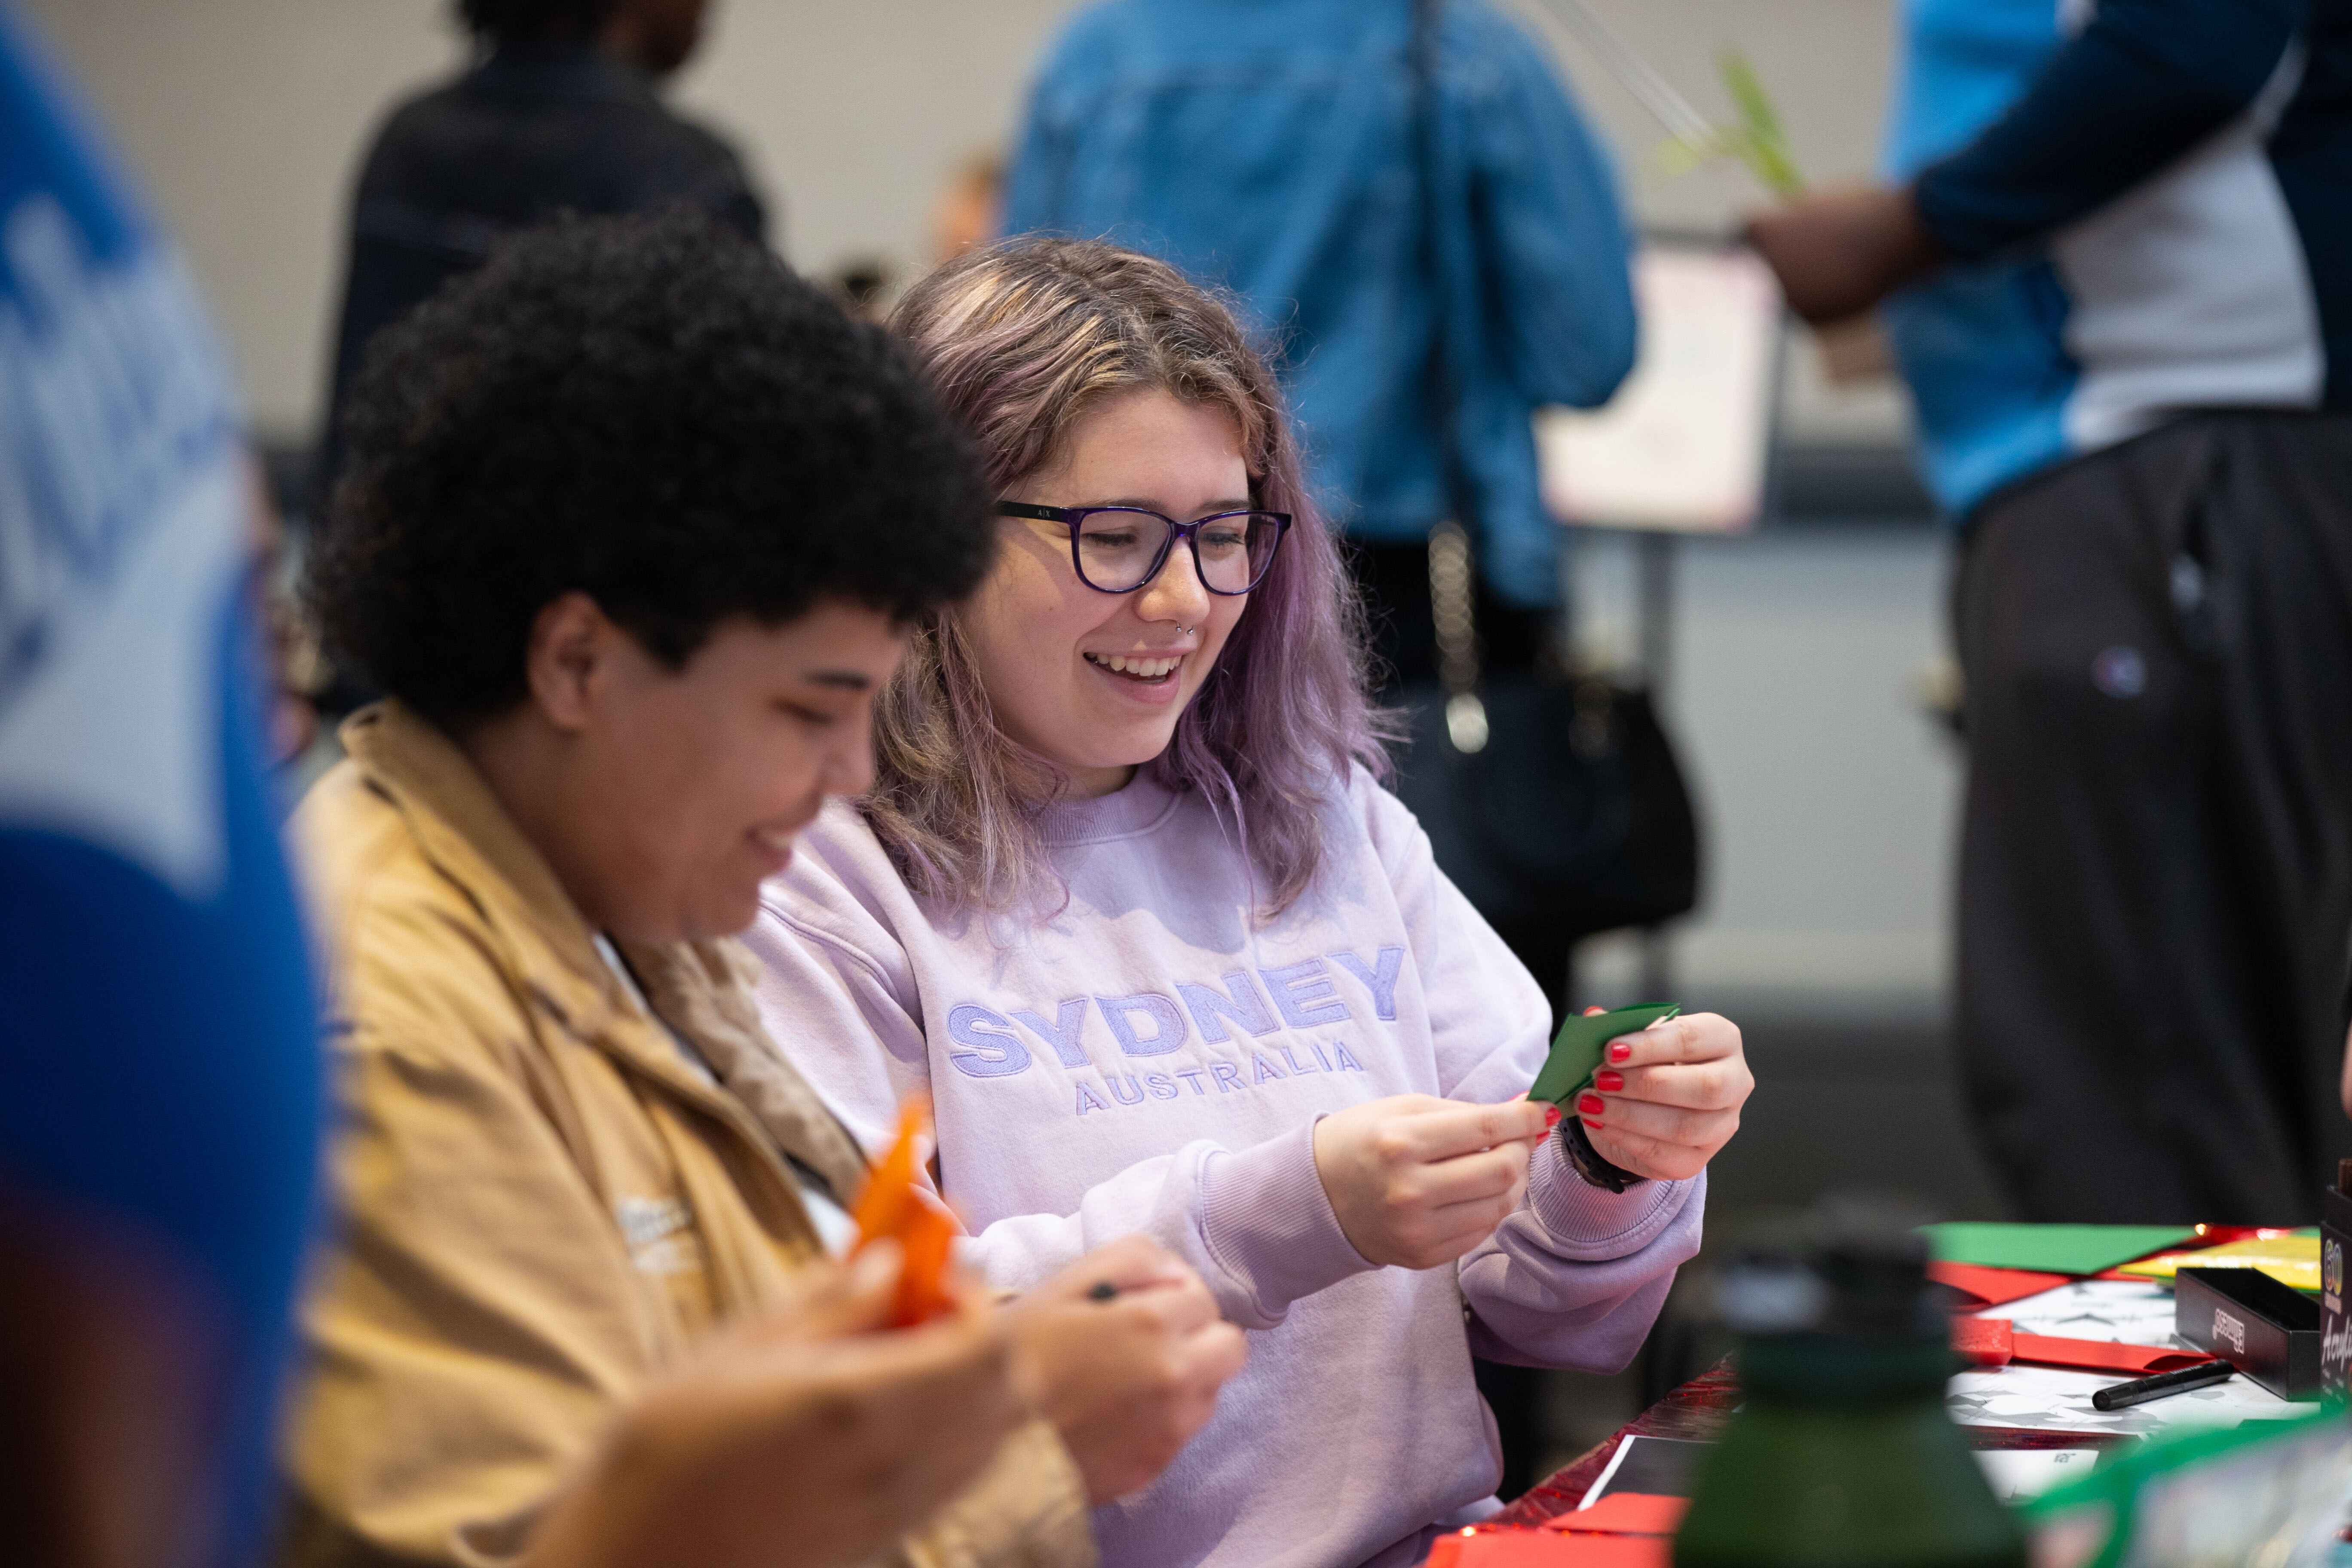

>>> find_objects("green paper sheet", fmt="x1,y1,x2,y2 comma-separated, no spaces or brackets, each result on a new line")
1528,1003,1680,1106
1922,1222,2199,1277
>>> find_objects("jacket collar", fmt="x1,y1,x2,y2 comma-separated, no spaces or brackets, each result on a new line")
619,939,872,1204
337,702,871,1205
340,701,624,1034
469,42,659,107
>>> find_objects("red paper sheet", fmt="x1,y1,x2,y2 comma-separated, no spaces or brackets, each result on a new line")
1427,1533,1670,1568
2015,1331,2211,1374
1953,1316,2013,1364
1926,1261,2074,1309
1540,1494,1687,1536
1951,1317,2213,1375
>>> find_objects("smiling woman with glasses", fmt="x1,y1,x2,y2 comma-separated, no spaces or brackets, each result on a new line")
743,237,1747,1568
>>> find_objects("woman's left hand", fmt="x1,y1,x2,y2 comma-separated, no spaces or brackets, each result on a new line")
1571,1012,1752,1183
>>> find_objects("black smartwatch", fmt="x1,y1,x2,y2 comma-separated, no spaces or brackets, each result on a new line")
1559,1116,1642,1194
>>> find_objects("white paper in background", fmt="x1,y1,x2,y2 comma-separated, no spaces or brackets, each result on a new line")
1948,1361,2306,1436
1972,1278,2189,1347
1534,245,1781,535
1951,1278,2305,1434
1972,1448,2102,1504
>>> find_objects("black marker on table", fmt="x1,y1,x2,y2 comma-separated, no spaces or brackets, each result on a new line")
2090,1359,2234,1411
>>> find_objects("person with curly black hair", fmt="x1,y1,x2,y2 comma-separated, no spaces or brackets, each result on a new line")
311,209,986,731
279,211,1245,1568
312,0,760,571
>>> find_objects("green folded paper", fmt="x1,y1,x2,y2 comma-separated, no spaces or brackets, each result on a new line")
1922,1222,2199,1277
1529,1003,1681,1106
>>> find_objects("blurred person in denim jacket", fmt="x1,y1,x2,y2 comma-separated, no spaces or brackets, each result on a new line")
1001,0,1636,666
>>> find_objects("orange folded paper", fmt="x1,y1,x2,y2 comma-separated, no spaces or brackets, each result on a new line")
850,1096,959,1327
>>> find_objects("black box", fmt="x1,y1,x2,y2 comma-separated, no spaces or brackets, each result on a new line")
2323,1184,2352,1399
2176,1266,2322,1401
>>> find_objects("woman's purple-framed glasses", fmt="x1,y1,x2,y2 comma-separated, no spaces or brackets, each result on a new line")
995,501,1292,596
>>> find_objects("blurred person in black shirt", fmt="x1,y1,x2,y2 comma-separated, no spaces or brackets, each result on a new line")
306,0,765,716
316,0,764,527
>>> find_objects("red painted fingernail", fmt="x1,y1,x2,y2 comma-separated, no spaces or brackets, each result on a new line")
1544,1104,1562,1128
1583,1005,1605,1017
1576,1092,1606,1117
1594,1070,1624,1093
1581,1117,1605,1130
1607,1041,1632,1063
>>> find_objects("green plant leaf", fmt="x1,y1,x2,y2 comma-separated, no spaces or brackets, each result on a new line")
1717,49,1805,197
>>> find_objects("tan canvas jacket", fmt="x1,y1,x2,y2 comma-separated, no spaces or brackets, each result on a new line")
276,702,1092,1568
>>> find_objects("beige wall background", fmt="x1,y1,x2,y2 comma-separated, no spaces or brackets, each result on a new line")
25,0,1902,442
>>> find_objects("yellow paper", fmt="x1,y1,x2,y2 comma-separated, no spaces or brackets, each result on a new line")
2116,1233,2321,1292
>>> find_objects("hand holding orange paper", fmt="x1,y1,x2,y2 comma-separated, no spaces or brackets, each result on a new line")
850,1097,960,1328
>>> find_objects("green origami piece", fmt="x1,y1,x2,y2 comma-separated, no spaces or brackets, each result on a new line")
1529,1003,1681,1107
1921,1222,2201,1278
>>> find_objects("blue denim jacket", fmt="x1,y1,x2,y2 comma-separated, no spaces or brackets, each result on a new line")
1003,0,1636,606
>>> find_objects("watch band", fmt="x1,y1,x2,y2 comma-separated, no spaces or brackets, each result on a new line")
1560,1116,1642,1194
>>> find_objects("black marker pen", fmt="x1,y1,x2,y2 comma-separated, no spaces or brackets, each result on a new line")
2090,1360,2234,1411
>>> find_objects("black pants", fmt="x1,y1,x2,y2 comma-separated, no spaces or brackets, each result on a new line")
1955,412,2352,1224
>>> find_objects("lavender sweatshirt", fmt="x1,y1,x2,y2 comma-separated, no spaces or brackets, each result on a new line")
743,769,1703,1568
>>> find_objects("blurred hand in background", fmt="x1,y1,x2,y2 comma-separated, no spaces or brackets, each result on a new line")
1745,183,1946,326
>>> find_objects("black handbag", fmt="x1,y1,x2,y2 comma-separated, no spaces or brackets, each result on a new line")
1389,0,1700,944
1388,524,1700,941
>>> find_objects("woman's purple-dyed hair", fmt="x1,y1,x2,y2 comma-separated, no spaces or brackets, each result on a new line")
867,237,1391,917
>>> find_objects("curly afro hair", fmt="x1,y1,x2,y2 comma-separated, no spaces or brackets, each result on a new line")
309,210,993,729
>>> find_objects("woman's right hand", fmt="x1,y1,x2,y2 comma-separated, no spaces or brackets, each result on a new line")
1004,1236,1249,1504
524,1243,1020,1568
1311,1094,1553,1269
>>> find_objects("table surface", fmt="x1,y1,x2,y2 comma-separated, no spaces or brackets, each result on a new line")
1494,1362,2136,1527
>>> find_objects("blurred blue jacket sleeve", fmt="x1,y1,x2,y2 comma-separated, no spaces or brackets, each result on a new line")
1002,73,1077,237
1469,23,1638,410
1914,0,2305,260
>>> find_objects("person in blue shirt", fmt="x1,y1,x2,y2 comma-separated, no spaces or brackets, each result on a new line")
0,10,325,1565
1001,0,1635,650
1749,0,2352,1225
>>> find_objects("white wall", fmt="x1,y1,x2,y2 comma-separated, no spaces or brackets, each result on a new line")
26,0,1906,440
1576,526,1960,1022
